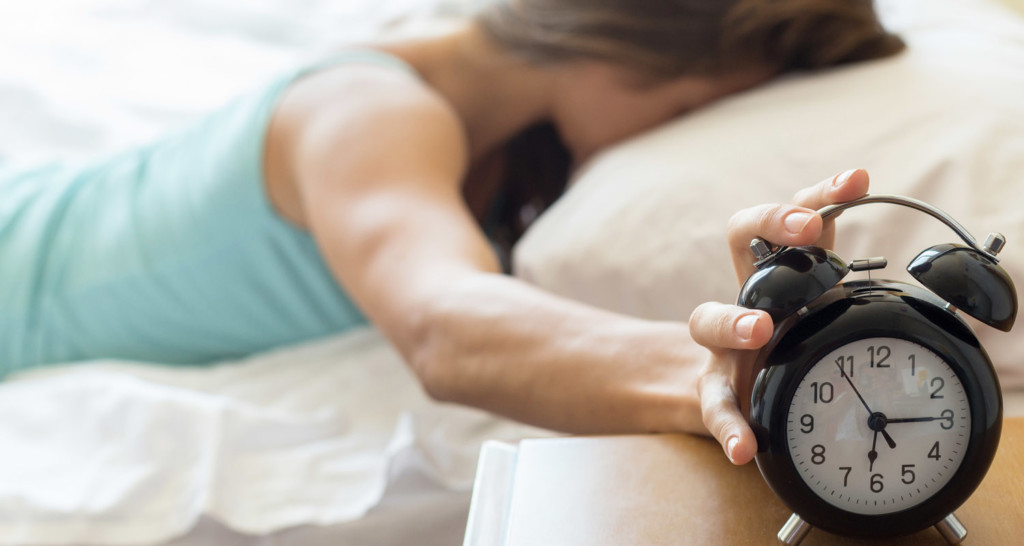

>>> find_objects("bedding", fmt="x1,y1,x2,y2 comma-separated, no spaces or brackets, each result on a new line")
1,330,548,545
0,1,556,545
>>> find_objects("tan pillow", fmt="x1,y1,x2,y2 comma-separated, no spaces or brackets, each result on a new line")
513,0,1024,388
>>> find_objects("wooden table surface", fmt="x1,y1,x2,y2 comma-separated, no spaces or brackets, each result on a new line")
502,418,1024,545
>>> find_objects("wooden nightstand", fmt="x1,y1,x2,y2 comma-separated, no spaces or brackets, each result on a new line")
465,418,1024,545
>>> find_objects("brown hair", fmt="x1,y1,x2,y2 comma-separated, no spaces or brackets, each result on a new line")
475,0,905,264
477,0,905,78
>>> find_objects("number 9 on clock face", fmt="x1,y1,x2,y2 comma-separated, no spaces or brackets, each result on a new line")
786,337,969,515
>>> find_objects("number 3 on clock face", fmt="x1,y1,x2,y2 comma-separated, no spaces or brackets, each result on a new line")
786,337,969,515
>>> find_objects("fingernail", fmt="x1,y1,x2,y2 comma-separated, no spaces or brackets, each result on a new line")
832,168,858,188
726,436,739,462
736,314,759,341
784,211,813,234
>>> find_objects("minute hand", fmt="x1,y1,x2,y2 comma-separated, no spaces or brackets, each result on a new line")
833,361,873,413
888,416,941,423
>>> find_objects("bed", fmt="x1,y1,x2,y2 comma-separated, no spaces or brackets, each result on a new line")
0,1,551,545
2,0,1023,544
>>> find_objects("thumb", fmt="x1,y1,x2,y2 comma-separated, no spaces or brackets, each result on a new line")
699,369,758,465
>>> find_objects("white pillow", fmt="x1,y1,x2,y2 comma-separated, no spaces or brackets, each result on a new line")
513,0,1024,389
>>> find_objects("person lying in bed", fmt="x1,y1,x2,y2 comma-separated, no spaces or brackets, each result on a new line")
0,0,902,465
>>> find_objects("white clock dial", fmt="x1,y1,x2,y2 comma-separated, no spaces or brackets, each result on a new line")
786,337,970,515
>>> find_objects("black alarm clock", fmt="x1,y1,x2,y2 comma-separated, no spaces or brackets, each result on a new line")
738,195,1017,545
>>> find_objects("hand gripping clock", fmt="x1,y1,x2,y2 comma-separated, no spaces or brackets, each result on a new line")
738,194,1017,545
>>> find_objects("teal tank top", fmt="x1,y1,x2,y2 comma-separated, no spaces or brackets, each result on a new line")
0,51,414,376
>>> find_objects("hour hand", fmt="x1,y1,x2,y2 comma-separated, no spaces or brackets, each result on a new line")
880,428,897,449
867,412,897,449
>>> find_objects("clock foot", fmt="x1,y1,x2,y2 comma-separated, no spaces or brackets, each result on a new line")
777,513,812,545
935,512,967,544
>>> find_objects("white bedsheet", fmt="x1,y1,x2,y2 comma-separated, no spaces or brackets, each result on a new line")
0,0,478,167
1,330,549,545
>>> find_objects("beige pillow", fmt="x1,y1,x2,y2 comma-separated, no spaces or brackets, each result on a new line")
513,0,1024,388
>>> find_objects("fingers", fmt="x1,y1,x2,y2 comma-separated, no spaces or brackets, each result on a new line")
699,368,758,465
727,203,824,283
791,168,870,250
791,168,869,211
689,303,773,351
690,302,770,464
697,169,870,464
728,168,870,282
727,203,824,255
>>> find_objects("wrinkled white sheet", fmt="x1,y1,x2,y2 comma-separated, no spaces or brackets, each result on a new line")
0,330,549,545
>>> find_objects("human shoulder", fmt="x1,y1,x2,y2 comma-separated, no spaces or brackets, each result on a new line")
264,53,469,228
279,57,468,171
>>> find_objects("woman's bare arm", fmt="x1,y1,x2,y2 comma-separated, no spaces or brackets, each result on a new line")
279,65,867,453
279,65,711,434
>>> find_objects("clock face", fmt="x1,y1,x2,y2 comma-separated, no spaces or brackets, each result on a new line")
785,337,971,515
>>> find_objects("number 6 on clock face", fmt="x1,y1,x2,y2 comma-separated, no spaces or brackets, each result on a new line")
786,337,969,515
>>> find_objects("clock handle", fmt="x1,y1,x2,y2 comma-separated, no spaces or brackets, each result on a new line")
817,194,1001,262
743,192,1018,329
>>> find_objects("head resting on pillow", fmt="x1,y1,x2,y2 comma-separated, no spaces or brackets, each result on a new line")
474,0,905,255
